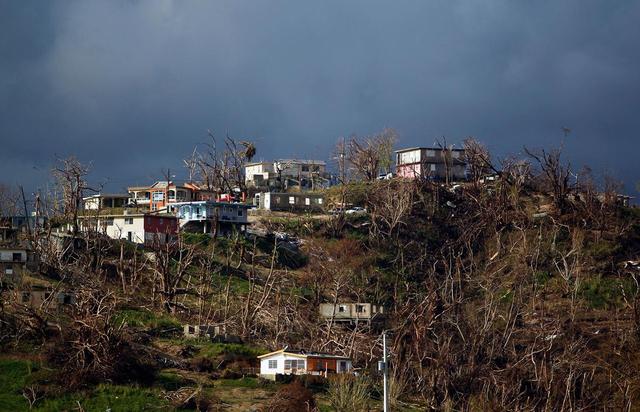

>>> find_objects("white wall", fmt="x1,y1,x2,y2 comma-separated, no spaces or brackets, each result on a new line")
260,353,307,375
104,216,145,243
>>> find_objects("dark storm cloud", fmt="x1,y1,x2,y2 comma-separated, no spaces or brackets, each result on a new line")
1,1,639,192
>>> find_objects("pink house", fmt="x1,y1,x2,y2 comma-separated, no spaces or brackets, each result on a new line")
395,147,466,181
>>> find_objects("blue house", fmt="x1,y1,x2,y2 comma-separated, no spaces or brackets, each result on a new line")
170,201,251,236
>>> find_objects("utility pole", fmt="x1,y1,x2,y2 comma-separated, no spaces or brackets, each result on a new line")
380,330,389,412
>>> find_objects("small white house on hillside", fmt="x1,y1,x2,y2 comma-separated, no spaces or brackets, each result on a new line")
258,348,353,380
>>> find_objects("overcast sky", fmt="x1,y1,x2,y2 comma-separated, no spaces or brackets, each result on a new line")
1,1,639,194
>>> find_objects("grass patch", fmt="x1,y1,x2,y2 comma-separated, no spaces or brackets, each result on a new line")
0,359,33,410
113,308,181,329
580,276,637,309
197,343,265,359
35,384,169,411
217,377,260,389
156,371,191,391
0,359,170,411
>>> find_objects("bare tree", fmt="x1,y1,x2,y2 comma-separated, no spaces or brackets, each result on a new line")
525,146,573,212
462,137,492,184
195,131,256,199
0,183,20,216
52,157,99,235
347,128,398,181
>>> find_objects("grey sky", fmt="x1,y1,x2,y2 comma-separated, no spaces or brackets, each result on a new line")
1,1,639,193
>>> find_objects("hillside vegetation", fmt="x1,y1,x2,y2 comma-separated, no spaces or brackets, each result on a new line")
2,147,640,411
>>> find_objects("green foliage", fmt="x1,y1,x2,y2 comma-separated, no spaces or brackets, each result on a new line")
211,273,251,294
0,359,32,410
156,371,190,390
534,271,553,287
586,240,622,261
197,343,264,359
182,232,211,246
579,276,637,309
112,308,180,330
0,359,169,411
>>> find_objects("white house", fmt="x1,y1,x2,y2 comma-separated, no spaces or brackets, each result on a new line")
82,193,130,210
258,348,353,380
245,162,275,186
253,192,324,212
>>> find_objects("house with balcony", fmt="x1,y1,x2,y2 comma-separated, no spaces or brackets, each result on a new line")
171,201,251,236
319,302,385,326
258,348,353,380
127,181,215,211
395,147,467,182
245,159,331,190
82,193,131,210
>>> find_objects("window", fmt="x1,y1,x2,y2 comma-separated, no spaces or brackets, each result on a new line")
430,163,436,172
284,359,305,370
268,360,277,369
105,218,114,226
152,192,164,201
452,151,460,159
426,149,435,157
12,253,21,262
63,295,72,305
237,209,243,217
188,326,195,334
318,198,323,205
338,305,346,313
5,268,13,275
289,196,295,205
21,292,30,303
302,165,309,172
127,232,133,242
356,305,365,313
339,361,348,371
305,198,310,206
125,217,134,225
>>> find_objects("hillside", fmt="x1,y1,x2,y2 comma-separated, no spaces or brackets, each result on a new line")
2,174,640,411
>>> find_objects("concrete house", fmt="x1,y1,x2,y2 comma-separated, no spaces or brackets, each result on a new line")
253,192,325,212
258,349,353,380
319,302,385,325
171,201,251,236
82,194,131,210
0,246,36,284
14,287,75,310
183,324,222,339
245,159,330,190
79,213,178,245
395,147,467,182
245,162,276,187
128,181,215,211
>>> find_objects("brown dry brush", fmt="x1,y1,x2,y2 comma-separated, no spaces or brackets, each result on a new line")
46,286,158,389
351,154,640,410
